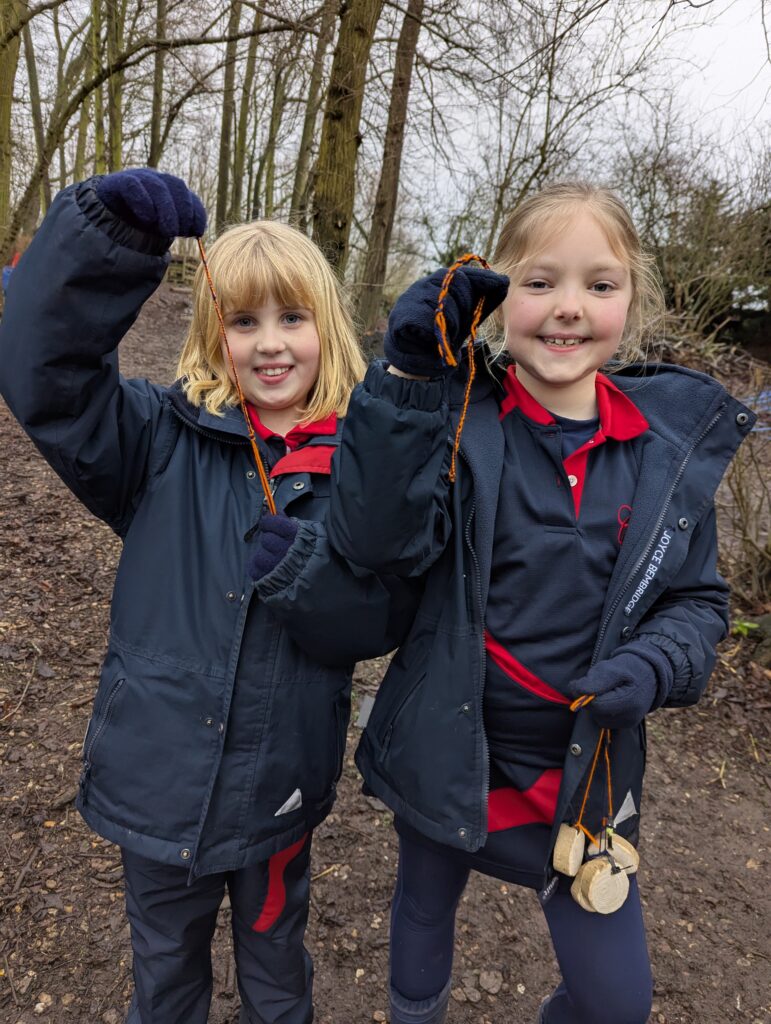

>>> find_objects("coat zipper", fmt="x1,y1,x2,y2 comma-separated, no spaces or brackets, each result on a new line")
590,403,726,665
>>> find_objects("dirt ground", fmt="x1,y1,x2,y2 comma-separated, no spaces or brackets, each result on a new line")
1,283,769,1024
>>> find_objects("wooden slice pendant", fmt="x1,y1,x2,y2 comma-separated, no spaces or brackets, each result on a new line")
570,872,596,912
553,824,585,876
587,834,639,875
574,857,630,914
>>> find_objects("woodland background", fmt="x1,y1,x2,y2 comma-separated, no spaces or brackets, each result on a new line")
0,2,770,1022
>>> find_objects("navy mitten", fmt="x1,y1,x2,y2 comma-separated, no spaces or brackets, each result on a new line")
568,643,674,730
95,168,206,238
384,266,509,377
248,513,299,581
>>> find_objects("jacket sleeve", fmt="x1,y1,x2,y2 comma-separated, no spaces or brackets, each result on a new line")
327,360,455,577
633,505,729,707
0,180,172,536
256,520,423,668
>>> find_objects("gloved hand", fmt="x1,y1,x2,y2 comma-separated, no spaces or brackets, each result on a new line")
384,266,509,377
248,512,299,581
568,643,674,730
95,168,207,238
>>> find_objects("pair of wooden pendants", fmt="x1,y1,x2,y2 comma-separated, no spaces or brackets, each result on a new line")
553,823,639,913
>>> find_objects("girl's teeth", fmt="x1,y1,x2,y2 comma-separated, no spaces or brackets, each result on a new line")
542,337,583,346
262,367,290,376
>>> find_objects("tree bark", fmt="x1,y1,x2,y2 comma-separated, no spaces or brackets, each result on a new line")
229,5,261,222
22,16,52,214
105,0,126,171
312,0,382,274
357,0,423,330
91,0,106,173
148,0,166,167
215,0,241,234
0,1,25,241
290,0,336,228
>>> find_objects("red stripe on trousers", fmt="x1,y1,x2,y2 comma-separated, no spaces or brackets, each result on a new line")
484,631,571,705
487,769,563,831
251,833,308,933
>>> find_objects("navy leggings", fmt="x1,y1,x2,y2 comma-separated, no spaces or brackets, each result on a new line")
391,833,652,1024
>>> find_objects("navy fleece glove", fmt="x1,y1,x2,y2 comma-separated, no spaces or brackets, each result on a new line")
568,643,674,730
384,266,509,377
248,513,299,581
95,168,207,238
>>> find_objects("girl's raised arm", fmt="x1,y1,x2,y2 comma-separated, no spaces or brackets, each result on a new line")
0,172,203,536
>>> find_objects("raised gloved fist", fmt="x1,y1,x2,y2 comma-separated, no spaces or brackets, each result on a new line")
248,512,299,581
95,168,207,238
384,265,509,377
567,644,673,730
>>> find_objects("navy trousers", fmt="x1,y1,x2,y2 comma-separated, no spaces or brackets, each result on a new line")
122,835,313,1024
391,832,653,1024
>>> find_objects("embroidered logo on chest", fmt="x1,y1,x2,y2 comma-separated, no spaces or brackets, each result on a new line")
616,504,632,545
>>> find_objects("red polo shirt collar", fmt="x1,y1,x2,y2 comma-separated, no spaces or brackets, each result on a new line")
500,368,649,440
246,405,338,451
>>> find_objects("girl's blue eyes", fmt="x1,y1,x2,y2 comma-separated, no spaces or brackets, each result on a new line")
524,281,616,293
231,312,305,327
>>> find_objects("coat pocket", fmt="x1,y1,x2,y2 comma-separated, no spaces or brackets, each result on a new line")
79,677,126,803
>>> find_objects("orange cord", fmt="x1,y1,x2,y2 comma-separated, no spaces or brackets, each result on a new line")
570,726,615,847
433,254,490,483
196,237,277,516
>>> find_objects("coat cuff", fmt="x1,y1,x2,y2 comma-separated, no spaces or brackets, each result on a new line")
254,520,320,599
75,179,173,256
363,359,449,411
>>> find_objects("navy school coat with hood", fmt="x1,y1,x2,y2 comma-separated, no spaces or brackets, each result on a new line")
0,181,419,878
320,356,755,894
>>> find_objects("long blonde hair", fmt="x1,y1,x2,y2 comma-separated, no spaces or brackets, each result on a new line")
177,221,365,419
491,181,665,362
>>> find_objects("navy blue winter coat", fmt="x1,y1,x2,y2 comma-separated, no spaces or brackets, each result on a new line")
322,357,754,894
0,182,417,877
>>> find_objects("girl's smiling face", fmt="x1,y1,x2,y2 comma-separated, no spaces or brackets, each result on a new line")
502,209,633,418
222,296,321,436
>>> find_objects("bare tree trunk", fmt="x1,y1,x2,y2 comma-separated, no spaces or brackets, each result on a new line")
229,6,261,222
263,67,287,219
73,90,90,181
357,0,423,330
22,17,52,214
215,0,241,233
289,0,336,228
148,0,166,167
91,0,106,173
106,0,126,171
312,0,382,274
0,1,25,241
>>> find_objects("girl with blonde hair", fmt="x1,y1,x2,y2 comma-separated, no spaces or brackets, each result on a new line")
0,168,415,1024
307,180,754,1023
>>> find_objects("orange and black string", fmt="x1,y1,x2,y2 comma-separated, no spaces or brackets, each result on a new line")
568,726,614,848
433,254,490,482
196,237,276,516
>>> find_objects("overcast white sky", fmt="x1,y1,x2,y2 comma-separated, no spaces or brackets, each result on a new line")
668,0,769,147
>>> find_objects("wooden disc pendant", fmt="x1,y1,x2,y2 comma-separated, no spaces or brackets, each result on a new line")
573,857,630,914
553,824,585,876
587,834,639,875
569,873,596,912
